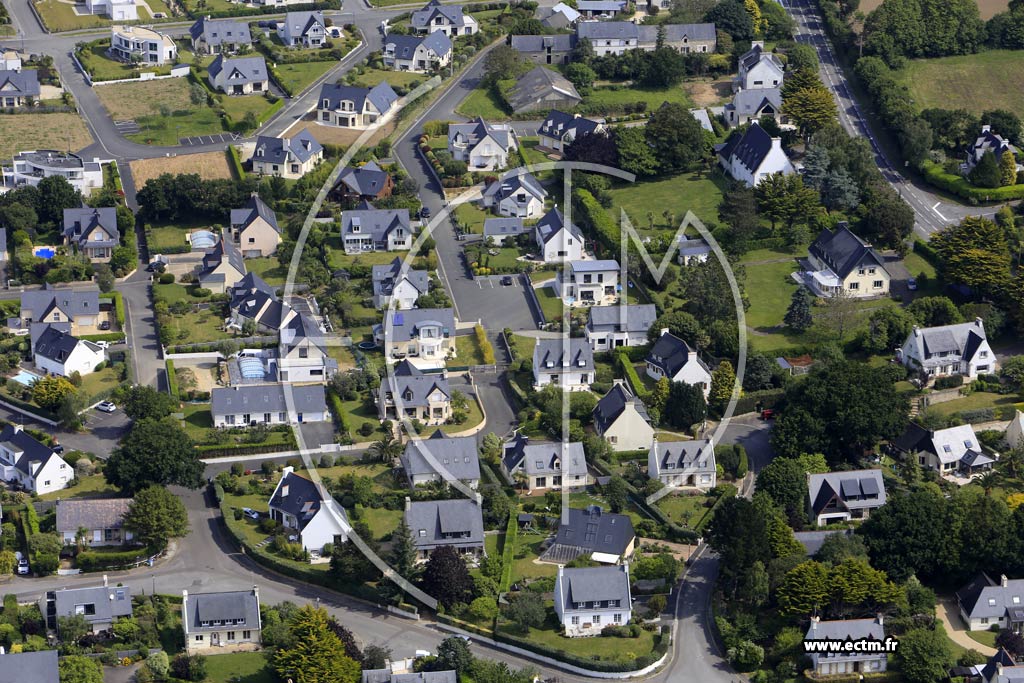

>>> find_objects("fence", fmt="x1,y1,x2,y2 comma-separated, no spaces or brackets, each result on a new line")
520,273,545,327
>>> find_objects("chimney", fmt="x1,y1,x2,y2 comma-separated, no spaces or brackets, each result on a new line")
876,614,883,626
103,574,108,587
282,465,294,476
1002,574,1009,587
810,615,820,630
982,124,992,134
12,425,21,434
976,317,984,329
912,325,921,338
752,40,764,49
660,328,669,338
997,663,1004,678
252,585,259,599
404,496,412,511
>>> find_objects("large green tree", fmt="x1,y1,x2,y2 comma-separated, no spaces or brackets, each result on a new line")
644,102,706,173
105,418,203,493
615,126,659,177
931,216,1012,299
777,560,830,617
754,173,820,230
273,605,360,683
59,655,103,683
782,78,838,140
783,288,814,332
123,486,189,549
420,546,473,609
858,489,950,582
706,497,772,595
122,385,178,421
755,458,808,521
896,627,954,683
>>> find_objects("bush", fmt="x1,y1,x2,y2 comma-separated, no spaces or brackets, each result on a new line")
77,549,148,571
158,273,175,284
934,375,965,390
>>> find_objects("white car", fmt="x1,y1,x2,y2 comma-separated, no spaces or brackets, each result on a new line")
16,558,28,575
96,401,116,413
242,508,260,520
95,341,110,350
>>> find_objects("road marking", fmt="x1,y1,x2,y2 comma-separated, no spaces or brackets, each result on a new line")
931,202,947,220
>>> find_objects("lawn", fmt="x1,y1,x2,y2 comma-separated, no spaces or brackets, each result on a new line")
924,391,1022,419
605,171,726,235
154,281,215,305
328,243,408,270
967,629,998,648
656,492,711,528
437,393,485,435
454,334,486,366
454,202,491,234
78,42,175,82
272,61,337,96
740,249,803,352
163,307,231,344
536,286,564,322
501,622,658,664
147,226,191,253
584,83,691,113
133,105,227,146
895,50,1024,115
246,257,287,285
465,244,523,272
351,68,427,90
0,113,92,163
512,534,558,581
80,366,122,401
355,505,403,541
39,474,119,501
341,397,386,438
94,78,194,120
180,403,214,442
204,651,274,683
218,94,278,123
456,86,509,120
34,0,109,31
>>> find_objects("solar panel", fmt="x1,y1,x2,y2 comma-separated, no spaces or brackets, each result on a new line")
394,312,404,326
839,479,860,498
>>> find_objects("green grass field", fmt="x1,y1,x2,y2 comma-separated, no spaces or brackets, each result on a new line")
895,50,1024,115
584,84,691,113
605,171,726,233
537,286,564,322
455,334,487,366
245,257,287,285
218,94,278,124
924,391,1022,418
79,42,175,81
39,474,119,501
505,622,657,663
741,250,802,351
454,201,491,234
351,68,427,90
457,86,509,120
204,651,274,683
130,105,227,146
436,395,485,434
35,0,108,31
657,492,711,528
273,61,337,96
147,225,191,252
80,366,122,401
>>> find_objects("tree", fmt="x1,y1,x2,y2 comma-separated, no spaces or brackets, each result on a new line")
564,131,618,167
970,150,1003,188
421,546,473,609
570,37,595,65
37,175,82,226
996,630,1024,659
863,306,914,354
368,435,403,464
58,614,92,644
932,216,1012,299
647,311,708,347
777,560,830,617
31,375,75,411
105,418,203,493
787,43,820,72
564,63,596,94
273,605,361,683
645,102,706,173
709,360,736,407
755,173,820,230
718,183,759,251
502,590,545,631
146,651,170,679
171,654,207,682
468,596,498,621
706,497,771,595
984,108,1023,143
862,181,914,248
897,117,934,167
482,46,529,88
742,353,778,391
124,486,189,550
122,385,178,420
782,81,837,140
380,520,418,604
59,655,103,683
761,0,794,38
604,476,629,513
705,0,755,40
801,144,830,190
896,627,954,683
783,288,814,332
1000,149,1018,186
112,616,141,642
362,645,391,670
814,531,868,565
821,168,860,211
738,561,770,607
1000,355,1024,388
756,458,808,520
646,47,687,87
663,382,707,430
906,296,963,327
859,489,949,582
615,126,659,177
435,636,475,675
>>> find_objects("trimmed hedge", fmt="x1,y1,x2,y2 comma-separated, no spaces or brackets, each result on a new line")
912,238,942,268
921,160,1024,202
327,388,350,439
101,292,125,328
79,332,126,343
228,145,245,179
24,504,39,536
475,325,496,365
499,510,516,592
733,388,784,416
574,189,620,255
197,439,297,458
77,548,150,572
493,627,669,673
616,352,650,402
166,360,179,400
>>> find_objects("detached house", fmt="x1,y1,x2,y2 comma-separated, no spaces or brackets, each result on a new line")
62,207,120,261
372,258,429,309
510,34,576,66
532,337,594,391
278,10,326,48
3,150,104,195
648,438,716,489
383,33,452,73
577,0,626,17
554,564,632,637
197,236,246,294
0,69,39,108
56,498,133,547
483,218,528,245
805,616,888,676
85,0,137,20
448,117,517,171
678,235,711,265
716,120,795,187
189,16,252,54
332,161,394,204
268,467,349,554
956,573,1024,632
228,272,286,332
555,259,620,307
17,287,102,336
899,317,995,382
411,0,478,36
251,129,323,179
375,307,456,364
803,223,890,298
404,498,485,562
379,360,451,425
317,81,398,128
543,505,635,564
402,430,480,489
341,206,412,253
807,469,886,526
966,125,1020,173
892,422,995,476
645,329,712,397
734,41,784,92
51,583,132,635
594,381,654,452
586,303,657,351
507,66,581,114
534,207,583,262
0,425,71,495
537,110,605,154
0,650,58,683
481,171,547,218
501,433,589,492
212,383,328,427
229,193,280,258
33,326,104,378
278,313,337,383
182,588,262,653
979,649,1024,683
110,25,177,65
576,21,638,56
725,87,784,128
207,55,268,95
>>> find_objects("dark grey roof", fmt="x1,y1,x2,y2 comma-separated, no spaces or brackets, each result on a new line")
448,117,512,153
381,308,454,343
372,258,429,299
319,82,398,115
55,498,130,534
0,425,59,478
533,337,594,373
508,66,581,113
30,321,70,350
678,235,711,257
384,361,450,408
805,618,883,643
33,325,96,363
184,590,260,634
646,331,708,378
482,171,546,206
63,207,119,249
808,222,888,280
593,382,649,434
793,529,847,556
199,234,246,280
21,287,100,321
230,194,279,234
281,10,324,39
982,649,1019,682
650,439,714,476
808,469,886,517
253,128,323,165
537,110,602,140
54,584,133,625
190,16,252,46
404,499,485,551
535,206,582,244
957,573,1024,620
362,669,458,683
0,649,59,683
229,272,276,308
211,384,326,416
638,22,716,42
577,21,638,41
483,217,526,239
0,227,7,257
385,31,452,60
587,303,657,335
578,0,625,10
501,432,530,473
234,289,287,328
718,121,774,173
739,43,784,72
726,87,782,117
269,469,332,530
411,0,470,29
552,506,634,557
905,319,989,368
208,54,267,85
403,430,479,481
560,564,630,606
0,69,39,98
341,207,411,243
510,33,576,54
336,161,391,197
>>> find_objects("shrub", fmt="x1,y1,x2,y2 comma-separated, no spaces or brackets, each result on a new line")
158,273,175,284
934,375,964,390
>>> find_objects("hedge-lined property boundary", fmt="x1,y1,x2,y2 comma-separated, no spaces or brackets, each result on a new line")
499,510,516,592
921,160,1024,202
165,359,179,399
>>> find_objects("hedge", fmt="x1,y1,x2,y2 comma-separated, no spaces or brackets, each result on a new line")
694,484,737,534
435,613,496,638
165,360,179,400
493,627,669,673
184,0,332,19
499,510,516,592
735,445,748,478
79,332,126,343
733,388,784,416
76,548,151,572
574,189,620,255
227,146,245,179
921,160,1024,202
475,325,496,365
101,292,126,328
327,388,350,438
23,504,39,536
616,352,650,403
197,440,297,458
912,238,942,268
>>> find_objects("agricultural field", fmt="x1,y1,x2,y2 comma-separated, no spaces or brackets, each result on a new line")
895,50,1024,115
0,113,93,162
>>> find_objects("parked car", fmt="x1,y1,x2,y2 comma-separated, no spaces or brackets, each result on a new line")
52,444,64,455
99,320,111,331
16,558,28,575
96,401,117,413
907,277,918,291
501,275,514,286
418,205,431,219
242,508,260,520
95,341,110,350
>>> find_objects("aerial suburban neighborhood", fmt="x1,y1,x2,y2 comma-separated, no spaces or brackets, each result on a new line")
2,0,1024,679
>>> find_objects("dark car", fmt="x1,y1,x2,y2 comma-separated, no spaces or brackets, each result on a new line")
99,320,111,331
501,275,514,286
419,206,431,219
52,444,64,454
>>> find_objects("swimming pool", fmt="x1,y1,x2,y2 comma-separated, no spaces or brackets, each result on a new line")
10,370,41,387
32,247,55,259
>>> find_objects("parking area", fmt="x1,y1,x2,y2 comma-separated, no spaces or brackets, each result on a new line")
473,274,521,289
178,133,239,146
113,120,140,135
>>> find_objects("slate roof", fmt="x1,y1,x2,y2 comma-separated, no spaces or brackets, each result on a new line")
808,469,885,517
208,55,267,86
537,109,602,141
593,382,650,434
21,287,100,322
483,217,526,239
0,425,61,479
577,21,638,41
646,330,709,378
380,307,454,343
981,649,1020,683
808,222,888,279
726,87,782,118
678,235,711,258
56,498,131,534
54,584,133,625
578,0,626,10
211,384,326,417
0,69,39,98
184,590,260,634
0,650,59,683
63,207,119,249
199,234,246,280
533,337,594,373
739,43,784,72
189,16,252,46
34,326,100,364
404,499,485,550
229,272,276,308
234,289,288,328
362,669,457,683
481,171,546,207
411,0,471,29
372,258,430,300
402,430,479,481
336,161,391,198
448,117,513,152
893,423,983,466
341,207,411,243
717,121,775,174
957,573,1024,621
230,194,279,233
253,129,323,166
281,10,324,40
640,22,716,42
550,506,634,558
384,360,450,408
510,33,576,53
385,32,452,60
558,564,631,608
805,618,884,643
793,529,847,557
508,66,581,112
650,438,714,478
319,81,399,114
522,440,587,477
903,319,988,368
535,206,582,244
569,259,618,273
587,303,657,335
269,469,333,530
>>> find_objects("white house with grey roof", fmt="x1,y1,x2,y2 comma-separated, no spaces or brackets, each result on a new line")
0,69,39,108
448,117,517,171
182,587,261,653
532,337,594,391
15,287,104,336
341,206,412,253
725,87,784,128
62,207,119,261
208,55,268,95
966,125,1021,174
0,650,59,683
56,498,133,547
554,564,632,637
980,649,1024,683
404,498,485,561
278,313,336,384
899,317,995,382
649,437,715,489
892,422,995,476
586,303,657,351
362,666,457,683
278,10,326,47
534,207,583,262
33,325,104,378
576,21,638,55
483,217,527,245
383,32,452,72
645,329,712,398
51,582,133,635
537,110,605,153
0,424,71,496
401,430,480,488
716,120,795,187
678,235,711,265
958,573,1024,632
228,272,287,332
268,467,349,555
211,384,328,427
230,193,280,258
251,129,323,179
803,223,890,298
2,150,105,195
372,258,430,309
805,616,887,676
734,41,784,92
411,0,478,36
501,433,589,492
577,0,626,16
594,382,654,452
379,360,451,425
317,81,399,128
638,22,716,52
375,308,456,365
806,469,885,526
555,259,620,307
197,234,246,294
481,171,547,218
189,16,252,54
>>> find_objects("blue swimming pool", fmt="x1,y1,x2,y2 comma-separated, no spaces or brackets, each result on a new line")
33,248,55,259
10,370,41,387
